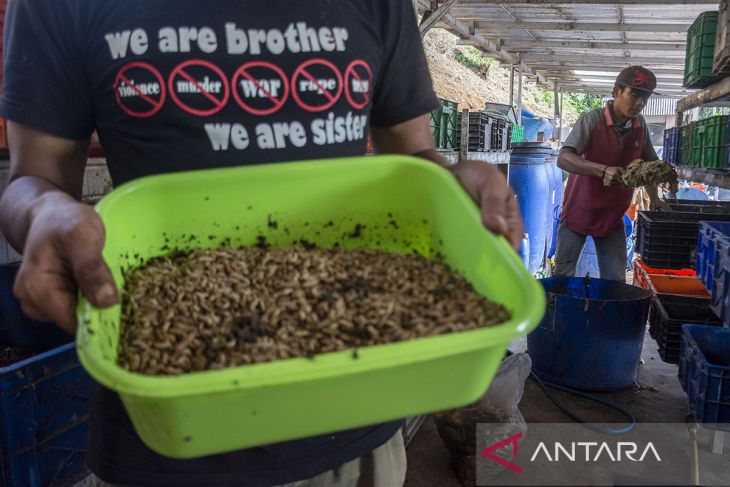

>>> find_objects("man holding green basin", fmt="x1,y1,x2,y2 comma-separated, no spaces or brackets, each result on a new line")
0,0,523,485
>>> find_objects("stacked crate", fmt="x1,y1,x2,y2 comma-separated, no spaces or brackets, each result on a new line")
456,112,491,151
456,112,512,152
680,123,694,167
663,127,681,165
429,98,458,151
713,0,730,76
684,11,720,88
675,116,730,170
511,125,525,144
635,202,730,363
698,115,729,169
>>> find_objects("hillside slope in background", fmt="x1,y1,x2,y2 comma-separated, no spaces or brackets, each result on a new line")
423,29,579,126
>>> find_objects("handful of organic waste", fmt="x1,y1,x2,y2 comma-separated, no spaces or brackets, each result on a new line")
620,159,678,191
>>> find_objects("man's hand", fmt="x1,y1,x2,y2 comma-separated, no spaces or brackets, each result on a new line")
13,194,118,333
603,166,625,187
449,160,523,250
370,115,524,250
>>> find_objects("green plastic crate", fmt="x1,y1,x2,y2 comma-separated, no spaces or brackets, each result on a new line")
699,115,730,169
430,105,443,148
76,155,545,458
684,11,719,88
691,120,705,167
681,123,693,166
511,125,525,143
431,98,458,150
439,98,458,150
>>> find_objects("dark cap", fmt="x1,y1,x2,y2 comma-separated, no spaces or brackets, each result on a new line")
615,66,657,94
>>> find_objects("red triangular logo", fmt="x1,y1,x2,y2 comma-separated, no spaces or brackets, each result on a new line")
481,432,523,474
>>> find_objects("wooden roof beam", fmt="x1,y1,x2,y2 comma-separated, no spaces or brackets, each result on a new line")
472,21,690,32
440,13,554,87
500,40,686,51
460,0,716,4
520,54,685,64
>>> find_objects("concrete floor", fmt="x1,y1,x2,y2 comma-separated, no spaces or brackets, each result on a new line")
404,332,730,487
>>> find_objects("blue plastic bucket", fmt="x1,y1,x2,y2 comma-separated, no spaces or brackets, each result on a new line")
527,277,652,390
510,144,551,273
575,236,600,278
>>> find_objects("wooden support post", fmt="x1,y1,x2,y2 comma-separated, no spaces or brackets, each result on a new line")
516,67,523,125
509,65,515,107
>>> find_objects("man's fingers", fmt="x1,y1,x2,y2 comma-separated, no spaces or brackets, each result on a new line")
480,185,510,238
60,220,119,308
15,269,79,332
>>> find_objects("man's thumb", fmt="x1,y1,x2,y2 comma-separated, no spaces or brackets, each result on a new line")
71,254,119,308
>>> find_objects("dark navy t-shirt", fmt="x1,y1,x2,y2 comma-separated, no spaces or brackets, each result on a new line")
0,0,438,485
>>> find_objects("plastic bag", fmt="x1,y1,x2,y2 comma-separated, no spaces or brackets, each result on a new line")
433,352,531,486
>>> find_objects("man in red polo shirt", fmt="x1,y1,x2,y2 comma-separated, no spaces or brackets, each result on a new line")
555,66,663,281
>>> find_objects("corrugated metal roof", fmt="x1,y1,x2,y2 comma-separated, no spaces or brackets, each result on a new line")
601,96,681,115
415,0,714,96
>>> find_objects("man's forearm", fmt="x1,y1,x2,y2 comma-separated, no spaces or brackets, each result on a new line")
557,149,606,178
0,176,75,253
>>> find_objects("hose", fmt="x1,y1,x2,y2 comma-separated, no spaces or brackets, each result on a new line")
528,369,636,435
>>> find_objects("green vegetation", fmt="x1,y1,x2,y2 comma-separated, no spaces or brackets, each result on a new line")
565,93,603,116
453,46,497,75
534,90,554,107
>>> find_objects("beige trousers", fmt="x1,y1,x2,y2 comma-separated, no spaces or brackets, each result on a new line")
89,430,406,487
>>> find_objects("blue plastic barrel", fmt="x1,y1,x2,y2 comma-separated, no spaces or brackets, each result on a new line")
509,143,551,273
518,235,530,270
543,163,556,266
547,154,562,259
527,277,652,390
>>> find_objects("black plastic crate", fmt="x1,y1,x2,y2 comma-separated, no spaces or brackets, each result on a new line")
648,293,722,364
457,112,499,151
667,199,730,214
489,118,512,151
636,211,730,269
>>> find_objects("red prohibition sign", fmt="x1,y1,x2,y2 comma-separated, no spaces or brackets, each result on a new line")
114,62,166,118
291,58,343,113
168,59,230,116
231,61,290,116
344,60,373,110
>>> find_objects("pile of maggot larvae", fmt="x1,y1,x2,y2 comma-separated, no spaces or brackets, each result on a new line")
118,246,510,375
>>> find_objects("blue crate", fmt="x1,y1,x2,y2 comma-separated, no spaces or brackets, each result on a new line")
663,127,681,164
0,264,93,487
679,324,730,425
696,221,730,293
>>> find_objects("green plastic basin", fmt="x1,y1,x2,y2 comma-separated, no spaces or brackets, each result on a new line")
76,155,545,458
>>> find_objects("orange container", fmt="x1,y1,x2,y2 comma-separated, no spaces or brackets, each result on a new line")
645,274,709,298
635,259,696,277
633,260,702,297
